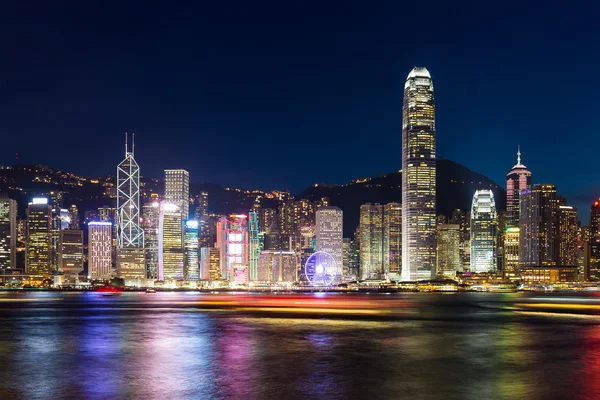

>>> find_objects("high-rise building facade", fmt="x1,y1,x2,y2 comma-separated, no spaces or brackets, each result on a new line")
359,204,384,280
217,215,249,282
436,224,461,277
558,205,578,266
159,203,184,280
68,205,80,230
142,201,160,279
248,211,260,281
88,222,113,280
0,196,17,269
470,190,497,273
519,184,560,268
117,134,144,248
165,169,190,221
26,198,52,275
315,206,343,278
450,209,470,270
402,67,436,281
506,147,532,227
383,202,402,277
503,227,520,279
184,220,199,280
59,230,83,280
199,247,221,281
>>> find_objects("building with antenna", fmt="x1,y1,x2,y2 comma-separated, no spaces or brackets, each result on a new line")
116,133,146,281
506,146,532,227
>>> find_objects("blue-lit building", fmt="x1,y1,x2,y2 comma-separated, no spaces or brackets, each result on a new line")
184,220,199,280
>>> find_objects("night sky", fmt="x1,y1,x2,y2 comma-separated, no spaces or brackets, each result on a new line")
1,1,599,218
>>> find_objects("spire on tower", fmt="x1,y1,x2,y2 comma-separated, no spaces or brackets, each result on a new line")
125,132,128,154
517,145,521,165
132,132,135,156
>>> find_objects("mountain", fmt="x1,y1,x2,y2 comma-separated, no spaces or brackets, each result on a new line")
0,160,505,238
297,159,505,237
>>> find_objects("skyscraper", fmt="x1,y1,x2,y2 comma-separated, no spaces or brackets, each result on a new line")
184,220,199,280
383,202,402,277
159,203,184,281
0,196,17,269
59,230,83,281
470,190,498,273
217,214,249,283
68,205,80,230
199,247,221,281
26,198,52,275
248,211,260,281
402,67,436,281
359,203,384,280
558,205,578,266
436,224,461,277
142,201,160,279
506,147,532,227
165,169,190,221
503,227,520,280
519,184,560,268
88,222,113,280
315,206,343,277
117,133,144,249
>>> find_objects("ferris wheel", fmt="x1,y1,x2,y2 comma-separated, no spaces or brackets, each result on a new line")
304,251,339,286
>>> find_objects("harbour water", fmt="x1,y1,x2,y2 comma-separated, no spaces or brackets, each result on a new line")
0,291,598,399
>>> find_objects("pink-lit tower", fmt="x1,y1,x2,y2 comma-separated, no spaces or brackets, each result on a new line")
506,146,532,227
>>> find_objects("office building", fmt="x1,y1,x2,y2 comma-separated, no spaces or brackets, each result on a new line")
59,230,83,280
470,190,497,273
436,224,461,277
503,227,520,280
383,202,402,277
142,201,160,279
165,169,190,221
68,205,80,230
248,211,260,281
558,205,578,266
402,67,436,281
159,203,184,280
26,198,52,275
88,222,113,280
359,204,384,279
257,250,298,282
217,214,248,282
116,247,146,280
506,147,532,227
0,196,17,269
116,133,144,248
184,220,199,280
315,206,343,278
520,184,560,268
199,247,220,281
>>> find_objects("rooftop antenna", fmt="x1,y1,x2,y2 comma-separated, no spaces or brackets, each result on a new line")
125,132,128,154
132,132,135,156
517,145,521,165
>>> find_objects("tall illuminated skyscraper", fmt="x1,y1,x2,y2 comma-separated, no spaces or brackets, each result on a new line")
217,215,249,283
248,211,260,281
158,203,184,280
184,220,199,280
383,202,402,277
165,169,190,220
519,184,559,268
470,190,497,273
142,201,160,279
315,206,343,277
26,198,52,275
506,147,532,227
359,203,384,279
0,196,17,269
558,205,578,266
117,133,144,248
436,224,461,277
402,67,436,281
88,222,113,280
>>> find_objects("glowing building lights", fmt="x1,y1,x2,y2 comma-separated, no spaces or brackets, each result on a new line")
470,190,497,273
402,67,436,281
